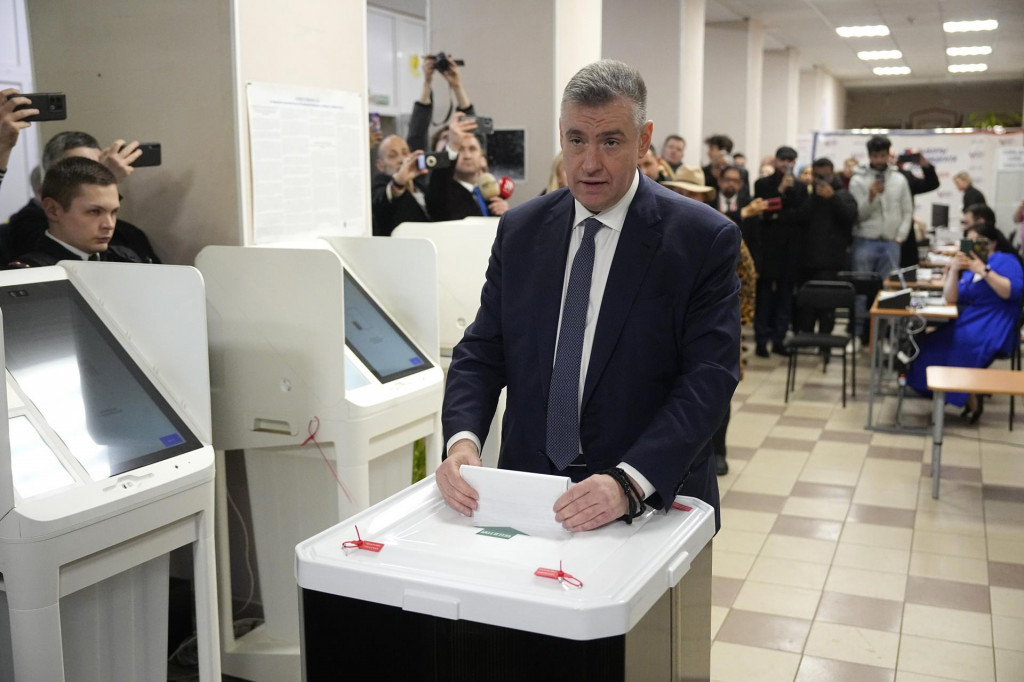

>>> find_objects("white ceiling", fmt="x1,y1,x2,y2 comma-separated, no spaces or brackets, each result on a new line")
707,0,1024,88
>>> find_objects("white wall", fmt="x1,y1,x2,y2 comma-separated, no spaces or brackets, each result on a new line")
798,66,846,158
703,22,750,160
431,0,555,202
760,49,800,161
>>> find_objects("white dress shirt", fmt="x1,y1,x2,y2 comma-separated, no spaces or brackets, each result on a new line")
448,170,654,499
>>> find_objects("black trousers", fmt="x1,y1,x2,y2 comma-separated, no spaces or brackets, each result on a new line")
712,404,730,457
754,278,794,347
795,269,840,335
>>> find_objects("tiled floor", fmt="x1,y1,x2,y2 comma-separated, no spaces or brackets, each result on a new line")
711,343,1024,682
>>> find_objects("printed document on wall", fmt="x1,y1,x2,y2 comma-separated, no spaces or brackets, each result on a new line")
247,83,366,244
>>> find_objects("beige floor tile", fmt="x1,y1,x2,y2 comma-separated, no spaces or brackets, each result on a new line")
720,508,778,534
981,448,1024,488
841,522,913,551
711,605,729,640
833,543,910,575
853,480,921,510
712,550,757,580
901,603,993,647
826,566,907,601
988,537,1024,565
861,458,925,479
910,552,989,585
798,465,862,487
782,402,835,420
897,634,995,682
768,425,822,441
742,449,810,478
781,496,850,521
895,673,968,682
912,529,987,559
804,621,899,669
991,587,1024,618
729,473,796,497
938,447,982,469
714,528,768,555
871,432,927,449
915,510,986,537
995,647,1024,682
992,615,1024,652
761,534,837,565
987,521,1024,543
746,556,829,590
710,641,801,682
809,441,869,463
732,580,822,619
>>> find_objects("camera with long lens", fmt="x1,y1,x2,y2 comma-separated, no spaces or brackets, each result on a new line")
434,52,465,74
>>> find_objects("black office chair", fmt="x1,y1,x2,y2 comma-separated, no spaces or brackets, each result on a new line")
783,281,856,407
837,271,883,341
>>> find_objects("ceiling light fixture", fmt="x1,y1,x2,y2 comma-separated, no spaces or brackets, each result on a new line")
948,63,988,73
943,20,998,33
836,25,890,38
946,46,992,56
873,66,911,76
858,50,903,60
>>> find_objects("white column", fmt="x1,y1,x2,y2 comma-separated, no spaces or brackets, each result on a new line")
783,48,801,154
744,19,764,166
761,48,802,160
677,0,706,165
554,0,602,149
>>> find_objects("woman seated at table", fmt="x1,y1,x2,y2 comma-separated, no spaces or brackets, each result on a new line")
906,222,1024,421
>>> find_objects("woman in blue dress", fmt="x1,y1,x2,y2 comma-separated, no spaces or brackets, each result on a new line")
906,222,1024,421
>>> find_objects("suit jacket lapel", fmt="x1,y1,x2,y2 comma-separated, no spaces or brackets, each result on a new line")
581,178,662,409
533,193,575,398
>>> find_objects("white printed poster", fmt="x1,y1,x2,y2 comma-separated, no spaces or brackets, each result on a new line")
247,83,367,244
811,129,1024,231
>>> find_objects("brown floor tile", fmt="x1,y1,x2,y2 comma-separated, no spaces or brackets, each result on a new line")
920,462,982,483
791,482,855,501
866,445,923,462
989,561,1024,590
777,416,829,429
982,485,1024,503
798,389,841,402
739,402,786,414
722,491,788,514
714,609,811,653
814,591,903,632
795,656,895,682
820,429,873,444
771,515,843,541
905,576,991,614
727,446,757,461
761,437,816,452
712,576,744,608
847,504,916,529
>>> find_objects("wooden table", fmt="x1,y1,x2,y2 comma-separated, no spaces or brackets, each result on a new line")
926,367,1024,498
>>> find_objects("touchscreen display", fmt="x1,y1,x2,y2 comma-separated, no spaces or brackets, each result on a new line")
0,280,202,480
343,271,431,383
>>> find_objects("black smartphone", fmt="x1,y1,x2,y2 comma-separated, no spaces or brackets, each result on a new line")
897,152,921,165
468,116,493,136
417,150,451,171
12,92,67,122
131,142,162,167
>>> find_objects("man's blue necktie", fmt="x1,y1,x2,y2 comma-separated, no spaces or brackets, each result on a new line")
545,217,603,470
472,186,489,216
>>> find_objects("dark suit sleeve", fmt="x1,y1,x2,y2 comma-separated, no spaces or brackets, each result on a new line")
907,165,940,196
425,153,460,222
406,100,432,153
441,220,508,449
621,220,741,505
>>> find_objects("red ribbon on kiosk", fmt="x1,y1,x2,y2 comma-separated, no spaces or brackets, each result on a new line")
302,416,354,503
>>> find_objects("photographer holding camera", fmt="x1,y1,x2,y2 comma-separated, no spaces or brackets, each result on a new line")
407,53,475,155
371,135,430,236
426,112,508,221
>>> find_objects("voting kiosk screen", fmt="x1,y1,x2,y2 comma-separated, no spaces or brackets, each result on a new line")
0,280,202,480
343,271,432,382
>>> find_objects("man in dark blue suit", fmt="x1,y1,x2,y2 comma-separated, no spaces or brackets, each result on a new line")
437,61,740,531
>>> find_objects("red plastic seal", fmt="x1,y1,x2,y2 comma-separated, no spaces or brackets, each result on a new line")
671,501,693,512
534,561,582,588
342,526,384,553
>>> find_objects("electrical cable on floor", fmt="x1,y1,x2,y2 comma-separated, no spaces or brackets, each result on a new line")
227,487,256,617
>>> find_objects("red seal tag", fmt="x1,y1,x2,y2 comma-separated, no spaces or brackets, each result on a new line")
342,526,384,553
671,501,693,512
534,561,583,588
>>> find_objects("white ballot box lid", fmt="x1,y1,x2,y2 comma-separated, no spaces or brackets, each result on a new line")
295,472,715,641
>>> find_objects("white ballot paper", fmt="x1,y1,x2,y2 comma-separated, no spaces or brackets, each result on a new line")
460,466,571,535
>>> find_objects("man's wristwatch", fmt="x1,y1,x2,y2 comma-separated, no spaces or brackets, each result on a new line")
984,265,992,276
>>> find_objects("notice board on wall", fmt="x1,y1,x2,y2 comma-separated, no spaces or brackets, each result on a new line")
812,129,1024,234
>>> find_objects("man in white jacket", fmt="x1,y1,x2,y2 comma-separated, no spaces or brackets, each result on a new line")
848,135,913,338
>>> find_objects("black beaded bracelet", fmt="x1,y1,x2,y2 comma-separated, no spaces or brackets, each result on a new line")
599,467,646,524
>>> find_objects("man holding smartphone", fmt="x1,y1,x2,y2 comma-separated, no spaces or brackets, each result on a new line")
0,89,37,193
848,135,913,341
371,134,430,236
